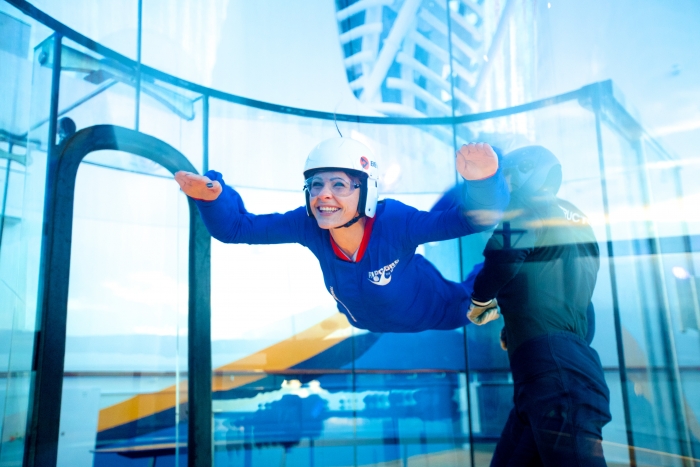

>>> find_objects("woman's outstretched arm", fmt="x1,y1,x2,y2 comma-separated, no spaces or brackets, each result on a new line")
399,143,510,247
455,143,510,229
175,170,310,245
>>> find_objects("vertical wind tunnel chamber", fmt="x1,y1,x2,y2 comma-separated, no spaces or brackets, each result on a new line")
0,1,699,466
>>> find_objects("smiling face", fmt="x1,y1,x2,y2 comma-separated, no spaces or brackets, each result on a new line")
308,171,361,229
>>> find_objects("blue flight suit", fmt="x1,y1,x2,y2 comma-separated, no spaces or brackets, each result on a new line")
194,170,509,332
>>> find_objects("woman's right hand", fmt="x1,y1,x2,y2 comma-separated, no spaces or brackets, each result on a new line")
175,171,222,201
456,143,498,181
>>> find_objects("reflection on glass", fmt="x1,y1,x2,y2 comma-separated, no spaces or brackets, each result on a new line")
212,371,470,466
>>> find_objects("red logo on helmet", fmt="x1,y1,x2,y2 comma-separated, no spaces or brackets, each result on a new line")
360,156,369,169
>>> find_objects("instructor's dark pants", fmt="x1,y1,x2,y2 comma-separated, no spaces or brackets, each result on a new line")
491,332,612,467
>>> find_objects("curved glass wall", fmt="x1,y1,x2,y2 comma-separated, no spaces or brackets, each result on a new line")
1,1,699,467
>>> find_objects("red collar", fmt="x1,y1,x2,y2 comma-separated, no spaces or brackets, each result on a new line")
330,215,376,262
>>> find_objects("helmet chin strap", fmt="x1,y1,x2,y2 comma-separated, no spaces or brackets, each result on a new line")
335,213,363,229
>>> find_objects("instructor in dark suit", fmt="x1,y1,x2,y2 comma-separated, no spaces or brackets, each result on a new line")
467,146,612,466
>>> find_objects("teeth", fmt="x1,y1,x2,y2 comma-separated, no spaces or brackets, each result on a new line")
319,207,339,212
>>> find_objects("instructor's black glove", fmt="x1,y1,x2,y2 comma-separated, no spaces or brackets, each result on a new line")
467,298,500,325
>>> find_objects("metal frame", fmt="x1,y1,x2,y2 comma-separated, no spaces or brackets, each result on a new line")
590,83,638,466
24,125,212,467
590,82,694,465
134,0,143,131
5,0,603,127
23,31,63,467
445,7,477,467
0,145,19,252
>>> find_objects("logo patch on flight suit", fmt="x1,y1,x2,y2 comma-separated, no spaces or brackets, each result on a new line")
559,205,589,224
368,259,399,286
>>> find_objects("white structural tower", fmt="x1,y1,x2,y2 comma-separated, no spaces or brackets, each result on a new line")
335,0,502,118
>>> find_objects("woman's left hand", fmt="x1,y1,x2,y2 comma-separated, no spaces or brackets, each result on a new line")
456,143,498,181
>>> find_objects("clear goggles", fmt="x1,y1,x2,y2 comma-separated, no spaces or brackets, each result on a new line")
304,174,361,198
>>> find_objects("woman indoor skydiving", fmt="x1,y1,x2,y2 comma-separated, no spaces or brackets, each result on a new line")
174,138,509,332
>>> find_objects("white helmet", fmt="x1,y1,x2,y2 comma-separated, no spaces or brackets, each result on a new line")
303,137,379,219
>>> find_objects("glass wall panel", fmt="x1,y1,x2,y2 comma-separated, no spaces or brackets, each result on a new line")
205,100,477,465
54,38,137,137
0,7,55,464
139,0,229,88
599,124,673,464
449,93,700,466
455,99,636,465
28,0,138,59
60,155,189,467
599,123,698,464
644,139,700,460
137,71,204,174
138,0,363,113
